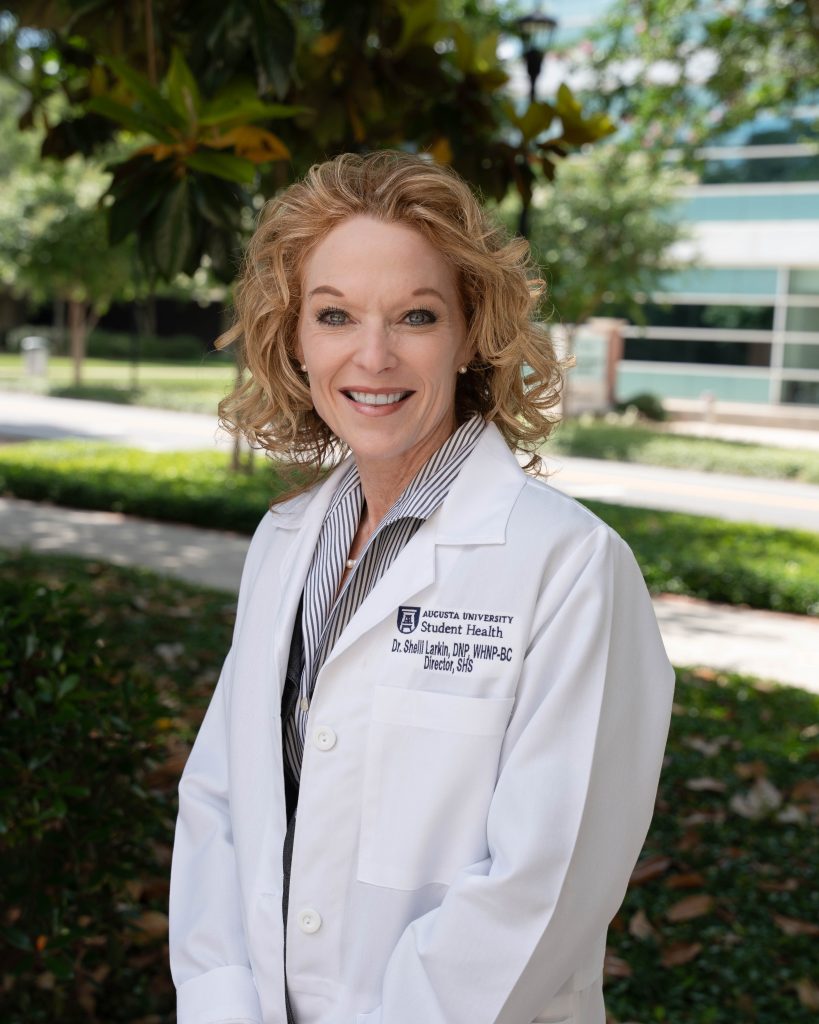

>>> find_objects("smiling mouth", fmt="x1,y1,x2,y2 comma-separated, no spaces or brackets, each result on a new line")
344,390,413,406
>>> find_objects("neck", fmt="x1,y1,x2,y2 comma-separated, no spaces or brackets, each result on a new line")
355,460,418,529
354,419,458,530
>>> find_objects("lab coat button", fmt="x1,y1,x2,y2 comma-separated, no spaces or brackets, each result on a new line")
297,908,322,934
314,726,337,750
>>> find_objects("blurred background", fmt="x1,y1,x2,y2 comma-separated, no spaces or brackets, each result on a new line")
0,2,817,1022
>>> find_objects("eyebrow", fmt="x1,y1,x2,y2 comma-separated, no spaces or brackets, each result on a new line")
307,285,345,299
306,285,448,302
411,287,447,302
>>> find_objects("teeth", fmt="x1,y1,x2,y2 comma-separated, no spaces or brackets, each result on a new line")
348,391,408,406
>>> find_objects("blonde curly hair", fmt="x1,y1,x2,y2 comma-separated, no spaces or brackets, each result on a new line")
217,150,562,496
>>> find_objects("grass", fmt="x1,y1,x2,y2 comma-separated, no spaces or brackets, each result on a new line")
0,353,235,413
547,418,819,484
3,550,817,1024
4,352,819,482
1,440,819,616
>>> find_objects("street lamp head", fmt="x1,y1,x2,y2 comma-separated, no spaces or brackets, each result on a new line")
513,11,558,53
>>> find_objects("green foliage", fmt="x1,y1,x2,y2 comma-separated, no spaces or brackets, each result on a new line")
0,133,135,310
0,353,236,413
615,392,667,422
570,0,819,157
607,669,819,1024
0,551,234,1022
1,440,818,615
548,420,819,484
586,501,819,616
0,441,287,533
526,145,692,329
2,1,615,281
85,330,209,362
2,551,817,1021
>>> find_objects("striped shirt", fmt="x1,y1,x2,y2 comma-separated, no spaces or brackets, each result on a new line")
282,414,487,782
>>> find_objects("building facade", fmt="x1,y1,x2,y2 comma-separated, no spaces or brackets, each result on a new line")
515,0,819,412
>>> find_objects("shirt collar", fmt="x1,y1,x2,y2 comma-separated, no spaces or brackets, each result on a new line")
326,414,487,525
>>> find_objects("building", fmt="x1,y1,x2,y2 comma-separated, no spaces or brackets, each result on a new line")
511,0,819,416
621,128,819,412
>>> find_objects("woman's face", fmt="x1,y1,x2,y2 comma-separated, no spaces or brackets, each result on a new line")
296,215,470,477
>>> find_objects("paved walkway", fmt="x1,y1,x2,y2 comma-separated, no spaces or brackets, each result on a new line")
0,390,234,451
3,391,819,530
3,496,817,694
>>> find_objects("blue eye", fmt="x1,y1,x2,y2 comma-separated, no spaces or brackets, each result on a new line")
316,306,348,326
405,308,437,326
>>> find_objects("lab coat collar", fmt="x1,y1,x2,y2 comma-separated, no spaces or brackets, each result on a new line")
268,420,525,544
433,420,526,546
312,421,528,675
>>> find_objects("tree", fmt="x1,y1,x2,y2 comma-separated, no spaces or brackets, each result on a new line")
0,78,139,385
1,0,616,282
524,144,692,414
566,0,819,156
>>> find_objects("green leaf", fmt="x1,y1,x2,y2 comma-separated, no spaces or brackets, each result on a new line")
185,149,257,184
105,56,188,135
193,176,243,231
150,180,195,280
554,83,616,146
104,155,175,245
57,675,79,700
517,101,556,142
165,47,201,122
249,0,296,99
86,96,175,142
199,80,307,129
395,0,439,54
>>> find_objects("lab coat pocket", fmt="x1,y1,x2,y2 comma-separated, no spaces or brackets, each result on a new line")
358,685,514,890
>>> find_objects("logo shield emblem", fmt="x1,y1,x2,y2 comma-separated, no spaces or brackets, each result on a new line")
397,605,420,634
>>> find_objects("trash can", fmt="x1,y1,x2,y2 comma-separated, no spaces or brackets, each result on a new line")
21,335,49,377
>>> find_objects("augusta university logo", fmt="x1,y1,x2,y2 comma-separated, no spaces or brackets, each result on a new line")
397,606,421,634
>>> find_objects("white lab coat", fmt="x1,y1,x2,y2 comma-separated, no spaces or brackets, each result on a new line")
169,421,675,1024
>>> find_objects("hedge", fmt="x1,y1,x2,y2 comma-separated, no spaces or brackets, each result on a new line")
1,441,818,615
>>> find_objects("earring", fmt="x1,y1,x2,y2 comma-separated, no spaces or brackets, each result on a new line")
458,364,468,374
300,363,307,372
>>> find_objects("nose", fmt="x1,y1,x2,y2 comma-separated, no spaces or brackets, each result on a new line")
352,319,398,375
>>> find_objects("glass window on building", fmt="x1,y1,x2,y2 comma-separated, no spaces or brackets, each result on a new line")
783,343,819,371
782,380,819,405
789,270,819,296
786,306,819,333
633,303,775,331
624,338,772,367
658,267,779,296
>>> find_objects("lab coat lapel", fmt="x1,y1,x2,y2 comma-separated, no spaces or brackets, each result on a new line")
319,422,527,673
244,460,354,697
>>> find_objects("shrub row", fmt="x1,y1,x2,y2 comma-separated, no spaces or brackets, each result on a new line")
548,419,819,484
1,440,818,615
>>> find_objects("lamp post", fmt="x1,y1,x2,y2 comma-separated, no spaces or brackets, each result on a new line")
513,9,558,237
514,10,558,104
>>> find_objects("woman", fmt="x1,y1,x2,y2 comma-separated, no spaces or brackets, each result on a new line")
169,151,674,1024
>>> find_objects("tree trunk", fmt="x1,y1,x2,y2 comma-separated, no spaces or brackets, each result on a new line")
53,297,66,355
68,299,86,388
68,300,100,388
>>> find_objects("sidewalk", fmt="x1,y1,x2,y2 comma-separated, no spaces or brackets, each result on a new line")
3,496,817,694
3,391,819,530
